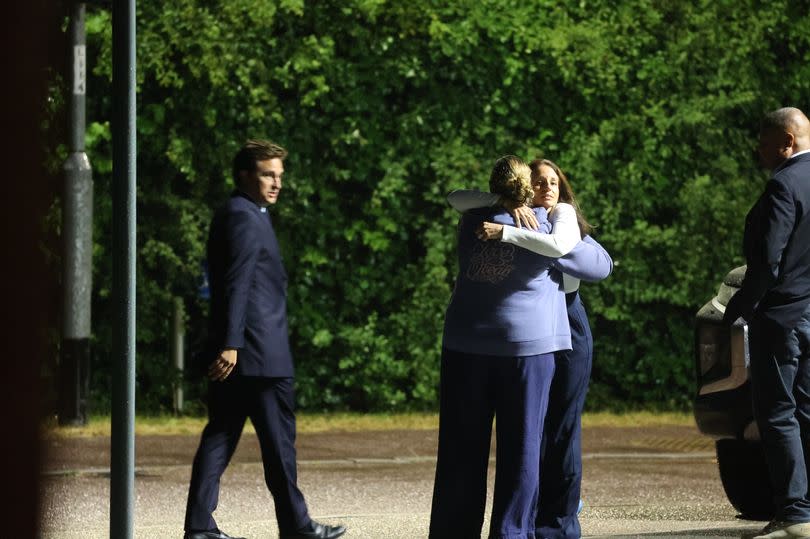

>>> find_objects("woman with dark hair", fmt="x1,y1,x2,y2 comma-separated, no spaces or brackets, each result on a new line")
448,157,612,539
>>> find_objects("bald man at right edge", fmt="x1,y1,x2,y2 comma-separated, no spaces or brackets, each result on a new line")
724,107,810,539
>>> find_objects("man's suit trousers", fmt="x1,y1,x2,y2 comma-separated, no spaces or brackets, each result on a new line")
184,376,310,533
749,305,810,522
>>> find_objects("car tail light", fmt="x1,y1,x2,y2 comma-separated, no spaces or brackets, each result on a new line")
695,318,749,395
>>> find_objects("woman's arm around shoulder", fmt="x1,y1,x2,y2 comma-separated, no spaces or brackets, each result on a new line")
446,189,500,212
500,202,580,257
553,235,613,282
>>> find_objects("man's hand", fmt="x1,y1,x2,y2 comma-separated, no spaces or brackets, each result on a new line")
477,222,505,240
208,348,237,381
722,294,746,326
509,205,539,230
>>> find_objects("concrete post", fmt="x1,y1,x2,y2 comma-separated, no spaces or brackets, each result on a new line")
59,1,93,426
172,297,185,414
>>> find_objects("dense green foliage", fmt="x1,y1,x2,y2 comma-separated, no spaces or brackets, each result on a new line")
67,0,810,412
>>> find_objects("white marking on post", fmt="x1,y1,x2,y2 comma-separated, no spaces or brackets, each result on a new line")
73,45,86,95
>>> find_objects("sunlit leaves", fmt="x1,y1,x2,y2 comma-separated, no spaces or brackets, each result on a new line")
74,0,810,411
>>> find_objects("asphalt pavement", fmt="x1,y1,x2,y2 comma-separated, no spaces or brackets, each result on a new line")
40,424,768,538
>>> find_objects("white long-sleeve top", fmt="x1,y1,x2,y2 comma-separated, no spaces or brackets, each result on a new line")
446,190,582,292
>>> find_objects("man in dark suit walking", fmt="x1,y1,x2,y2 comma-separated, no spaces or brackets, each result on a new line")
724,108,810,539
183,140,346,539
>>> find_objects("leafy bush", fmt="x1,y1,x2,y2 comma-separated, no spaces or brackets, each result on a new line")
60,0,810,412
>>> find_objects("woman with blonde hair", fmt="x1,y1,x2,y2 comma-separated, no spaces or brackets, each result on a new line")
448,157,612,539
429,155,572,539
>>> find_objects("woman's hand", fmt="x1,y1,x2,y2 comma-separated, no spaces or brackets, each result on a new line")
477,222,504,240
510,205,539,230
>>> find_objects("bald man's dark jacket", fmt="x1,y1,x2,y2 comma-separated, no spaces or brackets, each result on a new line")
724,152,810,327
204,190,294,377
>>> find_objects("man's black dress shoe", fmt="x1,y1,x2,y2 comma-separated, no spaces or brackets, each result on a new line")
183,529,246,539
280,520,347,539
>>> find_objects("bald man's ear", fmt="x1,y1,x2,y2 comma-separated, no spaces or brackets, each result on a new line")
784,132,796,152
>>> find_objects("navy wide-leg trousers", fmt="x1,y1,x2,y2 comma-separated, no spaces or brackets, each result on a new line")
535,292,593,539
184,376,311,534
749,306,810,522
429,347,555,539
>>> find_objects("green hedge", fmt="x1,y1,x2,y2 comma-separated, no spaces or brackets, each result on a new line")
57,0,810,412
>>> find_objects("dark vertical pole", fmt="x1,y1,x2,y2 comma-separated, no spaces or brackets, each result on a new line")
111,0,136,536
60,1,93,426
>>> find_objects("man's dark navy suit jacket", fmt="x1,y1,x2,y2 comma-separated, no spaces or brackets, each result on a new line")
725,152,810,328
204,191,294,377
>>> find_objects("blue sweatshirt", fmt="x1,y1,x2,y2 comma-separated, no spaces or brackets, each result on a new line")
442,207,572,357
553,235,613,282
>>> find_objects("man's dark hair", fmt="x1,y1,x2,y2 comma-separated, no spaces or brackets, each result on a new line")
232,139,288,184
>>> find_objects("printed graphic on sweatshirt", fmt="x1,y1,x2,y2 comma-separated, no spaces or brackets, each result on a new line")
467,242,516,283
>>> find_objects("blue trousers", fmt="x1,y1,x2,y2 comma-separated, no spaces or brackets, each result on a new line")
535,292,592,539
749,306,810,522
429,347,555,539
184,376,311,534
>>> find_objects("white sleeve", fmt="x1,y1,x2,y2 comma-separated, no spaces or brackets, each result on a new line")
500,203,580,257
446,190,500,212
562,274,581,293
